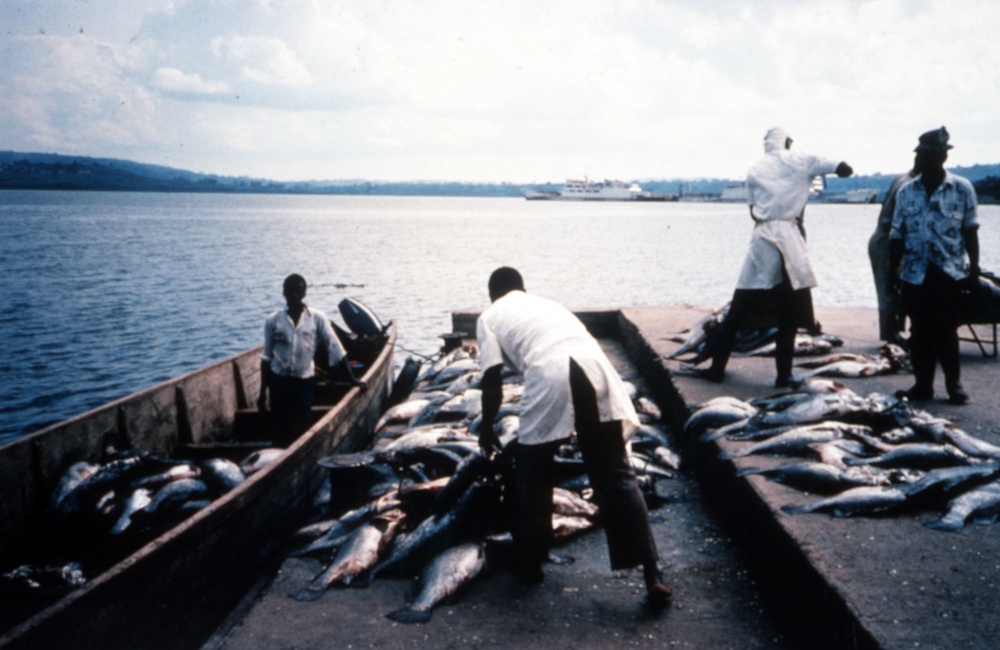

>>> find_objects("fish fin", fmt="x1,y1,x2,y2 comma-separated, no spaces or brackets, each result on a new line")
924,519,963,532
351,571,375,589
386,607,433,624
288,586,326,602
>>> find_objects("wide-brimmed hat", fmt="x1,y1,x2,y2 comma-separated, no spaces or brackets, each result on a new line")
915,126,953,153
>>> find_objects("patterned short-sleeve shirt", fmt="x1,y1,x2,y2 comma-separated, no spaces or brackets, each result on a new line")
890,172,978,284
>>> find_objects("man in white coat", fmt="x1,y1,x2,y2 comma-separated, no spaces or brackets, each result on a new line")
694,128,853,387
476,267,670,605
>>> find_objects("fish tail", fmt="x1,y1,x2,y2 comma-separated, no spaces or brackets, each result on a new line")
386,607,433,624
780,504,812,515
924,518,963,532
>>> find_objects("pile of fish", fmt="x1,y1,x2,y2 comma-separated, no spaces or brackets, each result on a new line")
0,446,273,594
686,378,1000,531
666,303,847,364
287,344,680,624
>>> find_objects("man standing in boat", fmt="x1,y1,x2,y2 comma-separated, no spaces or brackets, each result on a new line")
692,127,853,387
258,274,365,444
890,127,979,404
476,267,671,605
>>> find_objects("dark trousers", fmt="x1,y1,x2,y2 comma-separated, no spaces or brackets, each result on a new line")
707,275,805,382
901,265,962,391
269,375,315,445
514,360,659,571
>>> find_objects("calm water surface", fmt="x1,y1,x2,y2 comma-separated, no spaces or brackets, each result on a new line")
3,190,998,441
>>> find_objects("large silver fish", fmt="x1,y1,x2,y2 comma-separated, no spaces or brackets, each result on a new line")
721,422,872,460
737,461,890,494
110,488,153,536
781,485,908,517
846,442,971,470
902,463,1000,503
385,542,487,624
291,510,405,600
926,479,1000,532
746,392,871,430
910,416,1000,459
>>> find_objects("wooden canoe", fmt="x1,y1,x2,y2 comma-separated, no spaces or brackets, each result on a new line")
0,324,395,650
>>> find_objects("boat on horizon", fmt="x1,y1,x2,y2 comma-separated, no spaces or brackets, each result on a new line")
524,178,675,202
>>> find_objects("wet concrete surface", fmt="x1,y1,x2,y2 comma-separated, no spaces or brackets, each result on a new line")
209,306,1000,650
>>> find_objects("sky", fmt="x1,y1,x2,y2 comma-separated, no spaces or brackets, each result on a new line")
2,0,999,183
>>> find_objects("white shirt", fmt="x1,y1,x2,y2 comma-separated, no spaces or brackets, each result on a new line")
476,291,639,445
737,149,839,291
261,306,346,379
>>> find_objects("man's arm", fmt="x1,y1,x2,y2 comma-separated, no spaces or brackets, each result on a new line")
965,227,980,282
478,364,503,455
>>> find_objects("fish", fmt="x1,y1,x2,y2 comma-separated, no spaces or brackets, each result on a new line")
926,479,1000,532
291,510,405,600
902,463,1000,503
628,453,676,480
377,426,471,453
131,463,201,489
807,440,871,470
199,458,245,493
737,461,890,494
781,485,908,517
684,399,757,436
366,479,498,582
720,422,872,460
793,358,892,380
142,478,210,517
635,397,662,422
239,448,284,476
48,461,101,515
444,371,482,395
1,562,87,592
292,488,406,557
552,514,595,539
745,391,872,430
666,309,724,360
552,487,599,519
375,398,432,433
385,542,487,624
110,488,153,536
845,442,971,470
748,333,835,358
910,416,1000,459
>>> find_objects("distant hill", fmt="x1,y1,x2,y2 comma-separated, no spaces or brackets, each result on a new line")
1,150,998,201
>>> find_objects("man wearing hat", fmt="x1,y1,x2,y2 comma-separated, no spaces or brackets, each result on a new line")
890,127,980,404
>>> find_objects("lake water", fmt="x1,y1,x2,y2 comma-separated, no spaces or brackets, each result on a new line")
3,190,998,442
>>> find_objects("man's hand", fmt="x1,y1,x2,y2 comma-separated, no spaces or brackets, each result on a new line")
478,425,501,457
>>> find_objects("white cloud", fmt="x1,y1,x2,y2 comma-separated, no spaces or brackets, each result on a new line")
1,0,998,181
152,67,230,95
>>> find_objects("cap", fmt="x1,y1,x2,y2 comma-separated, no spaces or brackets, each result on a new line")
914,126,953,153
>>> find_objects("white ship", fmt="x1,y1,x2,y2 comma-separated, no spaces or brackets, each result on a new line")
524,178,672,201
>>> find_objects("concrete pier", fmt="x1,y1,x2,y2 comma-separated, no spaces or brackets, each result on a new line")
622,304,1000,650
210,305,1000,650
